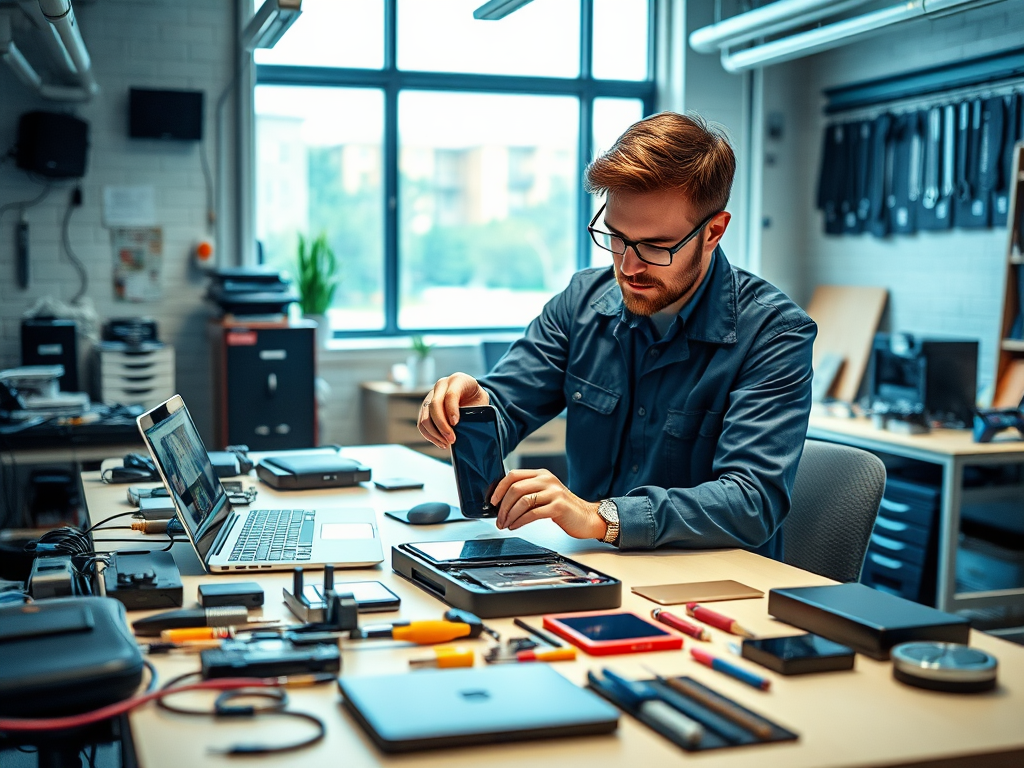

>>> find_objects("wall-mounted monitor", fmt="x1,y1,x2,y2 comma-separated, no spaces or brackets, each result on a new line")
129,88,204,141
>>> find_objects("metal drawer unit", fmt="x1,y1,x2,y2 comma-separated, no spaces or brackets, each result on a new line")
860,476,939,604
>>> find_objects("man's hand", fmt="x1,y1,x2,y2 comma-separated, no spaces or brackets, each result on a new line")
417,372,489,449
490,469,606,540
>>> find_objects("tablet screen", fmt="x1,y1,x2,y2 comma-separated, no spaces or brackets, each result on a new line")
405,538,551,564
554,612,670,641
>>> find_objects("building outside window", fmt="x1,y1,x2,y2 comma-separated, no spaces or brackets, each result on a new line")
253,0,654,336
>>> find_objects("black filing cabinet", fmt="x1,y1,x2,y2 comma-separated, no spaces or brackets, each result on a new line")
860,476,939,604
210,321,316,450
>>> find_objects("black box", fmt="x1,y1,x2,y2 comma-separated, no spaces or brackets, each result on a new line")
741,634,856,675
768,583,970,660
257,455,371,490
16,111,89,178
104,550,183,610
198,581,264,609
391,540,621,619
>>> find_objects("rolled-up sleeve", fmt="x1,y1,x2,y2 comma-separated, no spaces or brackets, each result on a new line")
614,319,816,552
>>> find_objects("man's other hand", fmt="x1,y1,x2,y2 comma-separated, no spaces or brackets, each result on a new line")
491,469,605,540
417,372,490,449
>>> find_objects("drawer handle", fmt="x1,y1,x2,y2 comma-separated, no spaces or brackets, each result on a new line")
880,497,911,514
868,552,903,570
870,533,906,552
875,516,909,533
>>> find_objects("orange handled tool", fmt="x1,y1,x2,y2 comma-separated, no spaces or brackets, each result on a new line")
409,645,476,668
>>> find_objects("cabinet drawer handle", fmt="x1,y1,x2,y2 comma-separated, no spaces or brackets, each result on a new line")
880,497,911,514
868,552,903,570
870,533,906,552
875,516,909,533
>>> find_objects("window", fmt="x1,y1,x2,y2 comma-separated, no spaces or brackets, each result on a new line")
254,0,654,336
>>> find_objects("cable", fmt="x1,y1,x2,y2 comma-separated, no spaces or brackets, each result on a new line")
199,140,215,232
0,183,51,222
83,511,138,535
61,187,87,304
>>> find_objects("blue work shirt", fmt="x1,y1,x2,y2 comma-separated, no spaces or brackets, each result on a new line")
479,247,816,560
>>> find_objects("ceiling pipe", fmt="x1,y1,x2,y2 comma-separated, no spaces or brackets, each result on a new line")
16,0,77,74
36,0,98,95
719,0,986,74
709,0,872,53
689,0,875,54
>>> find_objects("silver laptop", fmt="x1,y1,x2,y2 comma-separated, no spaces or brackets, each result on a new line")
137,395,384,572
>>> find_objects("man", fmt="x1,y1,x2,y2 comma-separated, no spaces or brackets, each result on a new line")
418,112,815,559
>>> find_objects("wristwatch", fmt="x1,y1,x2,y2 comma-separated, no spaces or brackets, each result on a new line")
597,499,619,546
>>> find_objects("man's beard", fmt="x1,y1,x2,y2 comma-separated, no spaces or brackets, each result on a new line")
615,231,706,316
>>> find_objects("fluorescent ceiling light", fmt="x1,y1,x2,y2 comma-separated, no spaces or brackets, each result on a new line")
243,0,302,51
473,0,534,21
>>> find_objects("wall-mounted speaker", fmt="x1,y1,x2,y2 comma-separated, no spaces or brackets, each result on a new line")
16,112,89,179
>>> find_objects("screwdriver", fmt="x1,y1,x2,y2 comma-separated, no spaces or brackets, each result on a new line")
409,645,476,668
161,627,235,643
351,620,478,644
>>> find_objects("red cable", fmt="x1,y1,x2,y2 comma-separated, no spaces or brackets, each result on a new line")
0,677,272,733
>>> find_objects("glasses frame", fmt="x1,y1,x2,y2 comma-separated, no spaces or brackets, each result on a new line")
587,202,718,267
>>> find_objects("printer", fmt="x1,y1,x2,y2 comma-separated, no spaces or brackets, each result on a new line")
205,268,300,316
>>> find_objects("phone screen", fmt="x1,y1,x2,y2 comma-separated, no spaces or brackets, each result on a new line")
450,406,505,518
553,613,670,642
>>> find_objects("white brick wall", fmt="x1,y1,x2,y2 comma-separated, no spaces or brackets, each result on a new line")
761,2,1024,401
0,0,236,442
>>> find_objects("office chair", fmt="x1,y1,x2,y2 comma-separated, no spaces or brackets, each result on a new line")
783,439,886,583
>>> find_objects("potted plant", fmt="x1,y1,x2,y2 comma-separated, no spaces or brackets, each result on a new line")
407,334,436,388
296,232,339,348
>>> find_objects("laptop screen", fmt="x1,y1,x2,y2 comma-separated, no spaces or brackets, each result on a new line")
141,399,230,562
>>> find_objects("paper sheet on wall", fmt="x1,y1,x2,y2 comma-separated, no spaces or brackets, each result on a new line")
112,227,163,302
102,186,156,227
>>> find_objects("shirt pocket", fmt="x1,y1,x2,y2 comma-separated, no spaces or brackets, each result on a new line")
565,372,620,415
663,408,725,477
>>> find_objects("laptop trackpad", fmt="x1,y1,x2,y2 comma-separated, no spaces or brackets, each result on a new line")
321,523,376,540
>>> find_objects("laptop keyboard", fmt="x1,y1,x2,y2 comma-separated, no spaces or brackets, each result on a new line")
228,509,315,562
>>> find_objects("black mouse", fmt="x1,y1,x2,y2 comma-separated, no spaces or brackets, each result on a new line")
406,502,452,525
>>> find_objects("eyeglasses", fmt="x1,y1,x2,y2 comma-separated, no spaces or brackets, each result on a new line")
588,202,718,267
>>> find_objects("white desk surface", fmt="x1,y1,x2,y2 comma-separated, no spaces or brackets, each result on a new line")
80,445,1024,768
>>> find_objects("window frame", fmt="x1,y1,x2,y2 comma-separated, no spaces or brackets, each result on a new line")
253,0,656,337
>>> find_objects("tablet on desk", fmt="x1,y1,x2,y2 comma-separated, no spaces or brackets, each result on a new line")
543,610,683,656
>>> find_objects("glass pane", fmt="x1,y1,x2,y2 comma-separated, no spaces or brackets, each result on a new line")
254,0,384,69
255,86,385,331
397,0,580,77
398,92,579,330
589,98,645,267
592,0,649,81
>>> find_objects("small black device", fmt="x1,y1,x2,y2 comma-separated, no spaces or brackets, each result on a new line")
374,477,425,491
136,495,176,517
450,406,506,518
973,408,1024,442
105,453,159,484
129,88,204,141
256,454,371,490
27,554,79,599
385,502,467,526
198,581,265,609
741,633,856,675
21,317,79,391
209,447,255,477
200,637,340,679
16,111,89,178
104,550,183,610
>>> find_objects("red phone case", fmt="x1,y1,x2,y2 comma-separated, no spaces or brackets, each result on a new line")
542,610,683,656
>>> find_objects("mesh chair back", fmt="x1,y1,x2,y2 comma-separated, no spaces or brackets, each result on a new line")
783,439,886,583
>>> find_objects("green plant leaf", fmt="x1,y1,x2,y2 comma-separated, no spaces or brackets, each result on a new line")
296,231,340,315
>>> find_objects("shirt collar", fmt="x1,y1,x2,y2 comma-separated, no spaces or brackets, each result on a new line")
591,246,737,345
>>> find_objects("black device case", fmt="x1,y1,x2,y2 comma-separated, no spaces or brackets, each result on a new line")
256,454,371,489
0,597,144,716
391,538,621,619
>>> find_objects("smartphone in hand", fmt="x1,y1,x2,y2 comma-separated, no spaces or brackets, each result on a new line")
450,405,506,518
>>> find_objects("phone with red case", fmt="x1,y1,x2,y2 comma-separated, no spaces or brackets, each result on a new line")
542,610,683,656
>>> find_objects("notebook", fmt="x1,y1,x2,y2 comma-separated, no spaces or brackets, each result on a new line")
137,395,384,572
338,664,619,752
